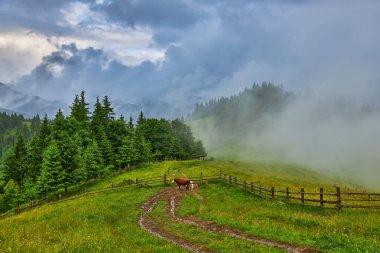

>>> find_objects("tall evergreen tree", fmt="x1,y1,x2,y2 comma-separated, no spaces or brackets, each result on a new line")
82,140,103,179
128,116,134,131
106,117,127,164
117,135,136,168
3,179,20,209
38,142,65,195
137,111,145,126
3,135,27,186
70,91,90,123
102,96,115,121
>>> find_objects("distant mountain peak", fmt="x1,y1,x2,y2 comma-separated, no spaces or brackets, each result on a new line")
0,82,66,118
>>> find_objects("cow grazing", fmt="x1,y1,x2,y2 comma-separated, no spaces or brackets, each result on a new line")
173,178,191,190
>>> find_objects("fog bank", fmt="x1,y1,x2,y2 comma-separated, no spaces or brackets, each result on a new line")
190,91,380,189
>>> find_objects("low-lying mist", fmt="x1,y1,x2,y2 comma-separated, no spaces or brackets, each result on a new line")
189,85,380,189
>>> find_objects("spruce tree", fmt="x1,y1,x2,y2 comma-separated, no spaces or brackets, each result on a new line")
137,111,145,126
82,140,103,178
4,135,27,186
39,114,51,148
70,91,90,123
3,179,20,209
24,135,43,183
117,135,137,168
107,117,127,164
38,142,65,195
102,96,115,121
128,116,134,131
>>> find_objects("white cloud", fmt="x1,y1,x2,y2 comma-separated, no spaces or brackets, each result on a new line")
57,2,165,66
0,30,56,82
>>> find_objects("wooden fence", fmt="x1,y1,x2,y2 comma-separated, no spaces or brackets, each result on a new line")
218,173,380,209
2,171,379,220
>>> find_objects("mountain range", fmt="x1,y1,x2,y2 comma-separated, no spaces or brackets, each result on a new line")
0,82,65,118
0,82,162,120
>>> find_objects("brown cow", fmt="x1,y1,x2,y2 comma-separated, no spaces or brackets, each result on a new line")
173,178,191,190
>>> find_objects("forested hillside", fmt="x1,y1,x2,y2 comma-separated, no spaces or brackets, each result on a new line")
187,82,380,188
187,82,294,148
0,92,206,212
0,113,40,161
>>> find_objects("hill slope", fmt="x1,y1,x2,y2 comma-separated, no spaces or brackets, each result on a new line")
1,161,379,252
187,83,380,189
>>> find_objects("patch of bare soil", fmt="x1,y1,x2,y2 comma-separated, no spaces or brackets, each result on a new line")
139,180,320,253
139,188,213,253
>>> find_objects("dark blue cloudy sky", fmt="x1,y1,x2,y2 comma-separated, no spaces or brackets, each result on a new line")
1,0,380,117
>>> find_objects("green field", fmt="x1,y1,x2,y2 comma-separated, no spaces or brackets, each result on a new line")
1,160,379,252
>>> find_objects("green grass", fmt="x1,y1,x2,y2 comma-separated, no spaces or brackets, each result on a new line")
178,182,380,252
1,160,379,252
0,187,186,252
150,200,284,253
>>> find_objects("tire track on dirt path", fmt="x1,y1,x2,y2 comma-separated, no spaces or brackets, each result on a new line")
139,176,320,253
139,188,213,253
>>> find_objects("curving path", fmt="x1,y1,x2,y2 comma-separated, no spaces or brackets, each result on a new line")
139,180,319,253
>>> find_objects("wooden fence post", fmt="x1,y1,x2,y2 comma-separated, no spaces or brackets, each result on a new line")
336,187,341,210
234,177,237,184
229,175,232,184
301,188,305,205
164,172,167,184
271,187,275,199
251,182,254,192
286,187,289,201
201,172,203,185
219,172,222,180
136,178,139,187
259,185,262,196
244,181,247,191
320,188,324,207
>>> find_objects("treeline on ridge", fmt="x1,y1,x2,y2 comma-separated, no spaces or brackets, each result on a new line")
188,82,294,134
0,91,206,211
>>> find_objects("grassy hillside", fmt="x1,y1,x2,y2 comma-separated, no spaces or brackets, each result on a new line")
1,160,379,252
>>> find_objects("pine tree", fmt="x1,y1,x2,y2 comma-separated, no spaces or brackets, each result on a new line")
137,111,145,126
24,135,43,182
91,97,104,127
51,111,81,191
106,117,127,165
38,142,65,195
59,132,81,191
70,91,90,123
102,96,115,121
134,130,152,163
70,94,80,119
4,135,27,186
117,135,137,168
24,115,50,184
97,128,114,166
39,114,51,147
82,140,103,178
128,116,134,131
193,140,207,159
3,179,20,209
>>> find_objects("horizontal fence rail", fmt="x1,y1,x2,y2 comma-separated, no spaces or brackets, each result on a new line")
2,171,379,221
0,171,221,220
219,173,380,210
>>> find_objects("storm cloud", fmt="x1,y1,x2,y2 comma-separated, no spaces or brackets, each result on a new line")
0,0,380,117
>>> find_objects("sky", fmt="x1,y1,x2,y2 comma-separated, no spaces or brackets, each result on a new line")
1,0,380,117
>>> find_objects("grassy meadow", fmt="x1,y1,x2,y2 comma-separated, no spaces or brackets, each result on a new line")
1,160,379,252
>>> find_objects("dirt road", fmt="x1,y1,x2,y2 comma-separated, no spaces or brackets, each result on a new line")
139,181,319,253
